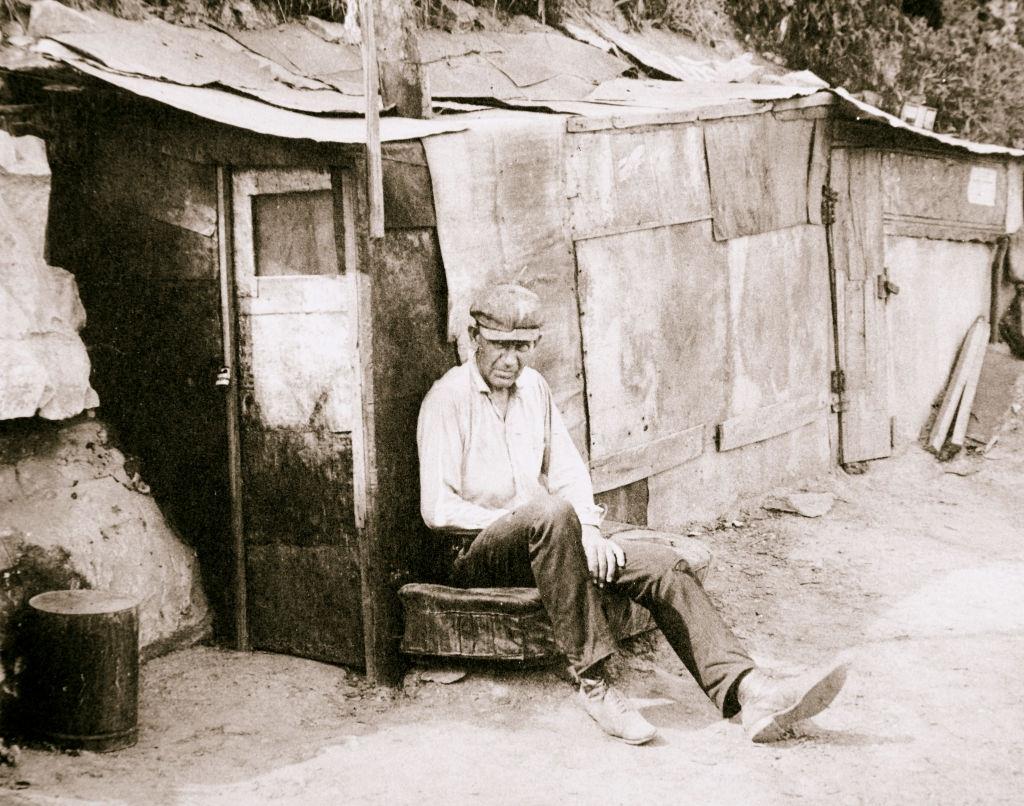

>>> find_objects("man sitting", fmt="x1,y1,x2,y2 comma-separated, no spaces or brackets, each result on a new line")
416,283,846,745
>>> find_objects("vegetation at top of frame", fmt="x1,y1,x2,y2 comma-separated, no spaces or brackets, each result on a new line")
722,0,1024,147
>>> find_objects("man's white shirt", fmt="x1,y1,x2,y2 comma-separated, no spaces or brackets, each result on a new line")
417,360,603,532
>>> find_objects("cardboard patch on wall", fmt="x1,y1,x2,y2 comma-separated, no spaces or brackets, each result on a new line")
423,116,587,452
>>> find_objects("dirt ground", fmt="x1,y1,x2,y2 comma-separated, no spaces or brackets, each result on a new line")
4,410,1024,805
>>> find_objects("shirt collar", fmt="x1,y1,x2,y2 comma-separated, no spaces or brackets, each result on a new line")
468,357,489,394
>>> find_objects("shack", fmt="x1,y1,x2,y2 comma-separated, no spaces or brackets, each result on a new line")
3,9,1021,684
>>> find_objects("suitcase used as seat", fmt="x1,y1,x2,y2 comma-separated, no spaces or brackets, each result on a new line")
399,522,713,663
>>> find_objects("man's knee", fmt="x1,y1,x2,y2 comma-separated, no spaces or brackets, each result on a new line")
528,491,577,522
522,494,580,537
631,543,694,587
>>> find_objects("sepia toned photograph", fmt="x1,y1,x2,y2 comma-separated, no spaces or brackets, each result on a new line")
0,0,1022,803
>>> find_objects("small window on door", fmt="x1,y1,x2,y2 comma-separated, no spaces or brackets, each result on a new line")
252,189,340,277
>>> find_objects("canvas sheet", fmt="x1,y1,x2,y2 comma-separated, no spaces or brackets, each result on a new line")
422,115,588,451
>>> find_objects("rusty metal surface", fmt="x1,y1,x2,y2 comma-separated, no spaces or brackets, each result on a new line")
35,43,465,144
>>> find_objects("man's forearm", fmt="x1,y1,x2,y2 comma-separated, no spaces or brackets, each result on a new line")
422,495,510,533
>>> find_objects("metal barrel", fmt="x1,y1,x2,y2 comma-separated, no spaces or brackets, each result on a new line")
24,590,140,752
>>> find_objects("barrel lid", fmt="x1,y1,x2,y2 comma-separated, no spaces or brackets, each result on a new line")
29,590,138,615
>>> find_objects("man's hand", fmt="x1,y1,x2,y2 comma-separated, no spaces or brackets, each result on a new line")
581,525,625,587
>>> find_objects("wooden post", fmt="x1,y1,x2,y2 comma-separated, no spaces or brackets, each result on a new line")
375,0,432,119
360,0,385,239
991,236,1009,343
216,165,250,651
24,590,139,752
347,157,403,686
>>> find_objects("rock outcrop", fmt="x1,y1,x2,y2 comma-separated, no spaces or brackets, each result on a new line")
0,130,99,421
0,417,211,654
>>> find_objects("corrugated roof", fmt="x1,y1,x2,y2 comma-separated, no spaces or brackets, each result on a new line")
48,50,464,144
833,87,1024,158
39,13,368,115
5,8,1023,157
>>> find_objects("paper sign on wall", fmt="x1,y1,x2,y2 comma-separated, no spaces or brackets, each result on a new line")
967,166,998,207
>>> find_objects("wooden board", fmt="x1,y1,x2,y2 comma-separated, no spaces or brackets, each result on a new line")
717,394,825,451
950,324,988,446
725,224,832,423
928,317,988,451
704,115,814,240
831,148,893,463
575,219,728,465
590,424,704,493
965,346,1024,446
882,152,1007,240
807,117,831,226
566,123,711,240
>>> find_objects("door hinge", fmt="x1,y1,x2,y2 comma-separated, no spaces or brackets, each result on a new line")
821,186,838,226
831,369,848,412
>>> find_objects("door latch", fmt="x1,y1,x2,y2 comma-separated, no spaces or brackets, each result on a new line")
215,366,232,388
877,272,900,300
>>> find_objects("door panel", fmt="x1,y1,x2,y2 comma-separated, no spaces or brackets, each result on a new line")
831,148,893,463
232,167,364,666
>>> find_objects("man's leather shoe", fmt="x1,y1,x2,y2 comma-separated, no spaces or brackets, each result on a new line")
577,678,657,745
738,662,849,743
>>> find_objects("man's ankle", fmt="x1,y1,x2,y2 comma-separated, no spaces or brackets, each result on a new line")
570,658,608,689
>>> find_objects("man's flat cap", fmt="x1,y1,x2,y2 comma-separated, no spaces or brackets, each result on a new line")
470,283,542,341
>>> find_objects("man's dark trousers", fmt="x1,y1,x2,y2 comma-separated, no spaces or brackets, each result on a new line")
448,493,755,715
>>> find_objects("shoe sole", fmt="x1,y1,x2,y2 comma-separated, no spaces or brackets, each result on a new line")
748,662,849,743
582,713,658,745
580,703,658,746
617,729,657,746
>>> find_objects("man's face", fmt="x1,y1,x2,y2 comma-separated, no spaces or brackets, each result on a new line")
472,331,538,390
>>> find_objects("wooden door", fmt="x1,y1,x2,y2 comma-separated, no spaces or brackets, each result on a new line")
830,148,893,463
230,167,365,666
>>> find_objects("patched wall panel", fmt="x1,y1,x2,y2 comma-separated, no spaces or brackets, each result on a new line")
576,219,728,472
